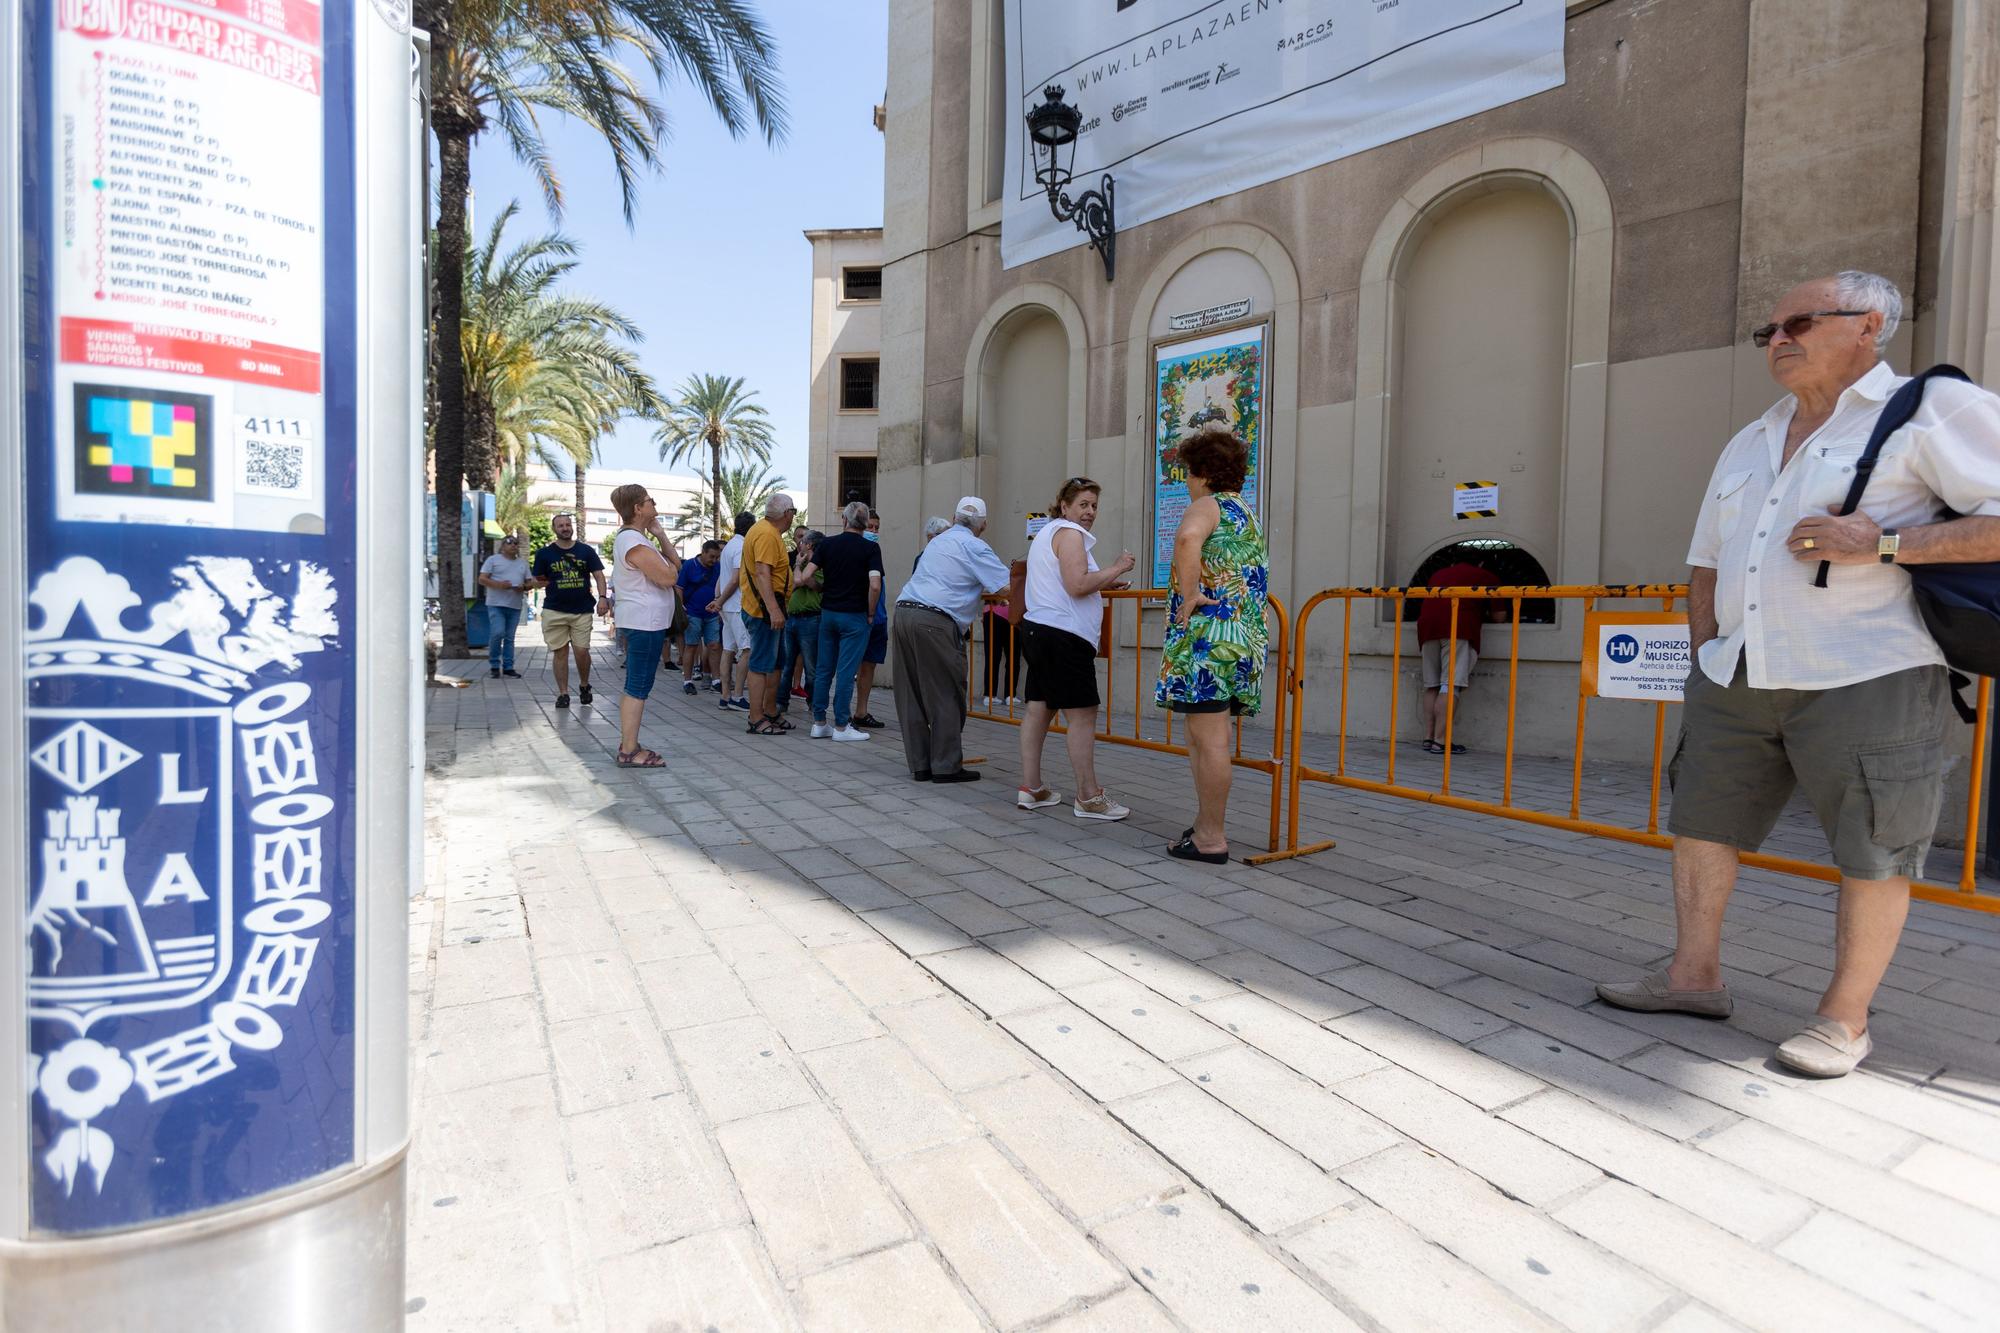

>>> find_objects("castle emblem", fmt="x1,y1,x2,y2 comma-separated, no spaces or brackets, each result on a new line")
24,556,338,1198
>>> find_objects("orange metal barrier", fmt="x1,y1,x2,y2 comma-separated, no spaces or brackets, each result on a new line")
965,589,1290,852
1249,585,1999,916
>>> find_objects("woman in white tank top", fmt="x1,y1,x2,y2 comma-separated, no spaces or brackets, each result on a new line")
1017,478,1137,821
607,484,682,768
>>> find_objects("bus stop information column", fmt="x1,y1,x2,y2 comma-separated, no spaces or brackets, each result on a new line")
22,0,356,1236
3,7,421,1318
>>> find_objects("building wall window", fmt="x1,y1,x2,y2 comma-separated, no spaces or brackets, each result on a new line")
836,455,878,510
841,266,882,303
840,357,880,412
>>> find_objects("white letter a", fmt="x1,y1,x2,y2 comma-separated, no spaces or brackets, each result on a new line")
144,854,209,906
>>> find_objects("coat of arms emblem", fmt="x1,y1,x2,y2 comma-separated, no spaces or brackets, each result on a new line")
24,555,339,1200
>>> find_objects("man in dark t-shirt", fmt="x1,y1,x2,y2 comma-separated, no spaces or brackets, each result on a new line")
529,513,608,708
803,503,884,737
1417,560,1502,754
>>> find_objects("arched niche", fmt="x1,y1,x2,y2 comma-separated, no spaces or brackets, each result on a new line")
1123,224,1301,598
961,284,1088,561
1351,138,1614,655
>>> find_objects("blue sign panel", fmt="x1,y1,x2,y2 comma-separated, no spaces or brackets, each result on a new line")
20,0,357,1233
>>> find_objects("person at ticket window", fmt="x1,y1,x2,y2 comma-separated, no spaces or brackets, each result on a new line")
1416,559,1504,756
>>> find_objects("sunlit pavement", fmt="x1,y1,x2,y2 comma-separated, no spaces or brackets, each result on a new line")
406,644,2000,1331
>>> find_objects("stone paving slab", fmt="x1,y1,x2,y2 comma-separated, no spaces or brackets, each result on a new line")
409,646,2000,1331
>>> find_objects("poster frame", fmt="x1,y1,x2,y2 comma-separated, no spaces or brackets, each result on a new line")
1147,315,1272,591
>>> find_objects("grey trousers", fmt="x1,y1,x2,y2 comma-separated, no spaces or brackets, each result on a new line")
892,606,969,776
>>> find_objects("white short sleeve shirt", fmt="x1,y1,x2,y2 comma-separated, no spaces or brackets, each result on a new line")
717,534,745,616
1689,360,2000,690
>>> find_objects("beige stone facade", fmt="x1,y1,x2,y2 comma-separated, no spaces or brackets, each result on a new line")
804,228,885,532
876,0,2000,761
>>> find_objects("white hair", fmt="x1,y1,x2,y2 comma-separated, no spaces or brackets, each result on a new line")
764,491,796,518
1833,270,1903,353
842,499,871,530
923,516,951,539
953,512,982,530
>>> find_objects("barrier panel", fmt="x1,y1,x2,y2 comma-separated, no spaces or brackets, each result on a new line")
1248,585,1998,917
965,589,1291,852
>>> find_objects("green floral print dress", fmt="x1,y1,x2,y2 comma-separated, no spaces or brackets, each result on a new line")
1156,493,1269,713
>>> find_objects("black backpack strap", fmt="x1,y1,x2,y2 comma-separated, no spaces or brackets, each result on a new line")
1947,670,1980,725
1814,365,1973,588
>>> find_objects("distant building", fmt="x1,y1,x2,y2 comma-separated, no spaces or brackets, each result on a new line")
522,461,806,546
803,228,883,531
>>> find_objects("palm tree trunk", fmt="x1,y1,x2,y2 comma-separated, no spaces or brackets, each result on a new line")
711,438,724,541
574,462,587,535
431,113,474,657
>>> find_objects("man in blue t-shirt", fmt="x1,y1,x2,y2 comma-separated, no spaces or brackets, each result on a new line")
528,514,606,707
677,539,724,694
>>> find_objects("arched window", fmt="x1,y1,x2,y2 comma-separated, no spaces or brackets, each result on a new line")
1404,539,1556,625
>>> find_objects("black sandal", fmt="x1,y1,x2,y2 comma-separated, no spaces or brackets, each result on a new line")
766,713,794,732
748,719,784,736
1167,834,1228,864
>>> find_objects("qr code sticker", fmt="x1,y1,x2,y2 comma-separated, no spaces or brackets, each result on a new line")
238,436,310,497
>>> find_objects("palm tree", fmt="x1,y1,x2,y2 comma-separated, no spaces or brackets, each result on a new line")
460,202,664,485
674,462,788,541
493,466,547,537
415,0,787,656
656,373,776,540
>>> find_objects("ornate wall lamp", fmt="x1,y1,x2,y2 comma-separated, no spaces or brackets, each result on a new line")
1026,84,1117,280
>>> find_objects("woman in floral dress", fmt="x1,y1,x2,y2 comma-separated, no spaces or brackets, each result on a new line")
1156,428,1269,862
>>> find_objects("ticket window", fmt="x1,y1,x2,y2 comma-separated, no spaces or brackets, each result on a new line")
1403,540,1556,626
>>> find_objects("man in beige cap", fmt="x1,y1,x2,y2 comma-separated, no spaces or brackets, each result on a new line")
891,496,1011,782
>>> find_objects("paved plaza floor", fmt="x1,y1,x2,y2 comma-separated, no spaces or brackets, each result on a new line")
407,644,2000,1332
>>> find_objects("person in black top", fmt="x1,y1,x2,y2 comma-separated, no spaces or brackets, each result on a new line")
802,500,883,739
529,512,609,708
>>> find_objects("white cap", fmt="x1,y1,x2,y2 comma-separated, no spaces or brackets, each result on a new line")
955,496,987,520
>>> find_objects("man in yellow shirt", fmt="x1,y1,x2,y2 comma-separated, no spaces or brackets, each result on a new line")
740,492,797,735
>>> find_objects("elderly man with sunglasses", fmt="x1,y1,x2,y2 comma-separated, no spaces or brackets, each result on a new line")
1598,271,2000,1077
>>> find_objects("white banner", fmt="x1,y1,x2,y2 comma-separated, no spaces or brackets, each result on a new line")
1001,0,1565,269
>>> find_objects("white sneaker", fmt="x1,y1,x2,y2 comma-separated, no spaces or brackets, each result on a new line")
979,695,994,710
1073,791,1130,821
810,722,832,739
832,725,870,742
1017,786,1062,810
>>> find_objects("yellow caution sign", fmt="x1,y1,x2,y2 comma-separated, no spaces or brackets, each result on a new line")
1453,481,1499,520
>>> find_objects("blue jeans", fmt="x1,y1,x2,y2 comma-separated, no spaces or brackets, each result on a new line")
742,610,783,675
486,605,521,670
778,612,819,715
622,629,667,699
813,610,870,727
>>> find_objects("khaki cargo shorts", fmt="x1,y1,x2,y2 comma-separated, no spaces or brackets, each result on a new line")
1421,639,1476,692
1668,663,1950,880
540,610,596,652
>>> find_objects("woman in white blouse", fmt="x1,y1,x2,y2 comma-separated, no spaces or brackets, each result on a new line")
1016,477,1136,820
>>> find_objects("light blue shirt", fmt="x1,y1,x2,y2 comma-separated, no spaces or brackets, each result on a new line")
899,523,1011,632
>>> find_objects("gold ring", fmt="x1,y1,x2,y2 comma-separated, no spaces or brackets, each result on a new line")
1801,538,1816,550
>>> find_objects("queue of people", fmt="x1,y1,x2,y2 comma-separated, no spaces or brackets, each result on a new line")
495,267,1997,1082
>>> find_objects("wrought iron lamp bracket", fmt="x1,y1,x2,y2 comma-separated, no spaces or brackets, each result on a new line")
1046,173,1117,281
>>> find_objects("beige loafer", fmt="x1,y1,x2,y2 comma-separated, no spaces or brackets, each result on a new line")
1595,969,1733,1018
1775,1018,1871,1078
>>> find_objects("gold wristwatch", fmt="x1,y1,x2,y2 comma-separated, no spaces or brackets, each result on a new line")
1877,528,1900,564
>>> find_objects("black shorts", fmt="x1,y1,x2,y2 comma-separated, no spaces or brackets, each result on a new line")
1169,697,1247,715
1020,620,1100,710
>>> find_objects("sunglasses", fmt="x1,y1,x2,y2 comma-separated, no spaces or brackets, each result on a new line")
1751,310,1868,348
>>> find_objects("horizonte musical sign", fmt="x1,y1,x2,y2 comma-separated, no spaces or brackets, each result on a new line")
1000,0,1565,268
